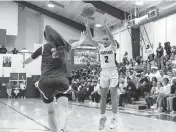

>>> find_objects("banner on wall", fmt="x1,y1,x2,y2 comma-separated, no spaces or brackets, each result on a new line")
0,54,41,77
74,48,98,65
3,56,11,67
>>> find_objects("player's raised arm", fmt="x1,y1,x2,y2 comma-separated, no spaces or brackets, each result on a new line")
84,19,99,47
24,46,42,64
71,31,87,50
104,15,116,47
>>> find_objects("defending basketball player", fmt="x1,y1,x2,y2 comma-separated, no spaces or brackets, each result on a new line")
84,16,119,130
24,25,87,132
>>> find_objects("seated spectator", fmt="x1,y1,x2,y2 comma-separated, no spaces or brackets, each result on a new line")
166,77,176,114
167,71,173,82
118,78,127,106
138,72,150,97
0,45,7,54
151,76,157,84
149,66,160,81
126,77,137,102
12,48,18,54
157,76,171,112
145,80,160,109
158,70,165,82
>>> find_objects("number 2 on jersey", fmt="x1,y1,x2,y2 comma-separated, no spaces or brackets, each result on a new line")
104,56,109,63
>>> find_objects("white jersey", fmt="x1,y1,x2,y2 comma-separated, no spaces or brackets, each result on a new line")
98,43,117,69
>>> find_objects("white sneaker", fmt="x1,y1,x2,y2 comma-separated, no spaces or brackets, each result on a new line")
109,118,117,129
151,104,157,110
99,116,107,130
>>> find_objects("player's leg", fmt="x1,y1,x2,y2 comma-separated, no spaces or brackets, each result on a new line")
55,76,70,132
39,78,59,132
56,96,69,132
109,86,118,129
99,87,109,130
99,73,109,130
7,89,10,99
10,89,12,99
46,99,58,132
109,77,118,129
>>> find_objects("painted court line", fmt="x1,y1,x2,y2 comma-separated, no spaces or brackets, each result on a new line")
0,100,50,131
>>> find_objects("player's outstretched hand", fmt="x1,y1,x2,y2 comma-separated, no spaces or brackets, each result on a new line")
80,31,87,42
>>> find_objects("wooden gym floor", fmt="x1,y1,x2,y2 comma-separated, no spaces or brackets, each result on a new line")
0,98,176,132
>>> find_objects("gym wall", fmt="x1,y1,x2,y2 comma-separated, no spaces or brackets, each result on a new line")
112,27,133,62
141,13,176,60
0,2,18,36
0,2,104,98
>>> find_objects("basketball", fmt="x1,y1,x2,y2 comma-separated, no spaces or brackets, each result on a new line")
82,3,96,17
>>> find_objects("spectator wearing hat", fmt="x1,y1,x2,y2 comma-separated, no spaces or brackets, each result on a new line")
149,66,160,81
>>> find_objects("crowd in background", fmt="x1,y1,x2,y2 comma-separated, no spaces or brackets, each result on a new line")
1,41,176,114
0,81,27,100
69,41,176,114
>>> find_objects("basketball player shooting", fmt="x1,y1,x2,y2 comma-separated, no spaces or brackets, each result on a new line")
24,25,87,132
84,15,119,130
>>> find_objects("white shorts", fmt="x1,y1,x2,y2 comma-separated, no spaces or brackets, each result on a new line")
100,68,119,88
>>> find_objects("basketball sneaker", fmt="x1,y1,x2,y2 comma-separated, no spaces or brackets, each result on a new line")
109,118,117,129
99,116,107,130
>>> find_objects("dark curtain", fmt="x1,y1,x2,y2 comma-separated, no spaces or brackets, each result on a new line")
131,28,140,59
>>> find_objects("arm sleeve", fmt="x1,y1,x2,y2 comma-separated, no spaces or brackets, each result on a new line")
31,47,42,59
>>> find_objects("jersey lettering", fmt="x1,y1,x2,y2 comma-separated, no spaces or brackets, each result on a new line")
99,44,117,69
100,51,113,55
